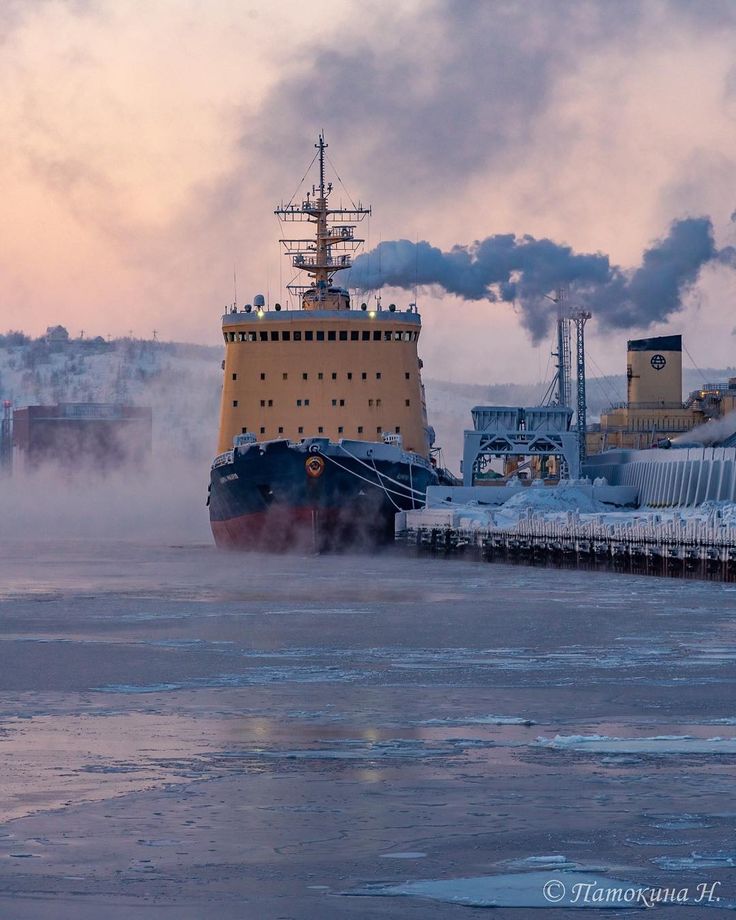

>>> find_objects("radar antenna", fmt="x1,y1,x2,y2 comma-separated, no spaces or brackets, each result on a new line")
274,134,371,309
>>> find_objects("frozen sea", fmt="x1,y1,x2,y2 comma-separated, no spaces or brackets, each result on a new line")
1,538,736,918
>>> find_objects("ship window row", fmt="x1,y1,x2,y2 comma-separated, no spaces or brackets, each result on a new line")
224,329,418,343
248,397,407,409
254,371,396,381
239,425,401,437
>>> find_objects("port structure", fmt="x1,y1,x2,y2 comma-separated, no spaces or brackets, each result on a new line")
461,406,580,486
0,400,11,474
274,132,371,299
543,288,591,475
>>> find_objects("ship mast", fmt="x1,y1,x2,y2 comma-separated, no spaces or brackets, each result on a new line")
274,133,371,309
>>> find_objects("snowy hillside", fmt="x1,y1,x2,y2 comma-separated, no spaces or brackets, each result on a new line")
0,331,222,461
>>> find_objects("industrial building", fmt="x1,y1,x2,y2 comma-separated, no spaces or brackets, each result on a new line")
12,403,152,471
587,334,735,453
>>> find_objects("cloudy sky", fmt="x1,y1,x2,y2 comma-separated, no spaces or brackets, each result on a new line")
2,0,735,383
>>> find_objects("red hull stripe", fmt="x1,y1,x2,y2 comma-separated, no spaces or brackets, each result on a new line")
210,506,375,551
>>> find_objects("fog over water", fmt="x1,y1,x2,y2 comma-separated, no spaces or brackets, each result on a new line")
0,461,211,542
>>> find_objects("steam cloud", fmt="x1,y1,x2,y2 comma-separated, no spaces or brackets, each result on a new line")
673,409,736,447
347,217,736,341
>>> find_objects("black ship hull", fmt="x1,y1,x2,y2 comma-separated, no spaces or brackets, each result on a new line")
209,438,438,551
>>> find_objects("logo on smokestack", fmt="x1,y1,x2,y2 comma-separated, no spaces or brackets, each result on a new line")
650,354,667,371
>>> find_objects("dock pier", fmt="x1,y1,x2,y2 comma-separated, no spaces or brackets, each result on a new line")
395,514,736,582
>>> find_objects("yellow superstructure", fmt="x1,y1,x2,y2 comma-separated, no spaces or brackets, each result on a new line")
216,133,434,459
217,308,430,456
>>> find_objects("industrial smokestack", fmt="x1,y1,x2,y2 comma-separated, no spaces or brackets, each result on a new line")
626,335,682,408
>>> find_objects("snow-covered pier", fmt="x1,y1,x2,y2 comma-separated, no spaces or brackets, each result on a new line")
395,505,736,581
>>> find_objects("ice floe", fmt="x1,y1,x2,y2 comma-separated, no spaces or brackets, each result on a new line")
353,869,710,910
653,853,736,870
536,734,736,754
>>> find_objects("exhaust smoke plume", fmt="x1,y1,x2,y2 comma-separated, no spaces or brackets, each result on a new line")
347,217,736,342
672,410,736,447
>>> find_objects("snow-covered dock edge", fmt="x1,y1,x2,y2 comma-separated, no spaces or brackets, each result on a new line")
395,508,736,581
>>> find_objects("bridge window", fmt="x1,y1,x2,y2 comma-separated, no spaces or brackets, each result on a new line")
373,331,381,341
282,331,290,341
270,331,279,341
328,331,336,341
316,330,325,341
248,332,257,341
294,331,302,341
305,330,313,341
339,331,348,341
362,331,370,341
259,331,268,341
350,331,359,341
384,331,392,341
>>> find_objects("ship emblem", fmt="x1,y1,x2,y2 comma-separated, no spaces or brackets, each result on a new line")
650,354,666,370
305,455,325,478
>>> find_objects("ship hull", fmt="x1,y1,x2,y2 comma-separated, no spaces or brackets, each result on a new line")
209,438,438,551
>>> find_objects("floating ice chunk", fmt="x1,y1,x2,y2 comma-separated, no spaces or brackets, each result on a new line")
418,715,536,727
91,682,184,693
354,870,662,909
380,852,427,859
537,734,736,754
514,855,571,865
504,855,580,871
653,853,736,870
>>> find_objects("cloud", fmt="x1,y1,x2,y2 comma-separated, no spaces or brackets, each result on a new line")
346,217,731,341
0,0,95,44
248,1,645,200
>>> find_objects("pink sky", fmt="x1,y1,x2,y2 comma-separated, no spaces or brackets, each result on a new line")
1,0,735,383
